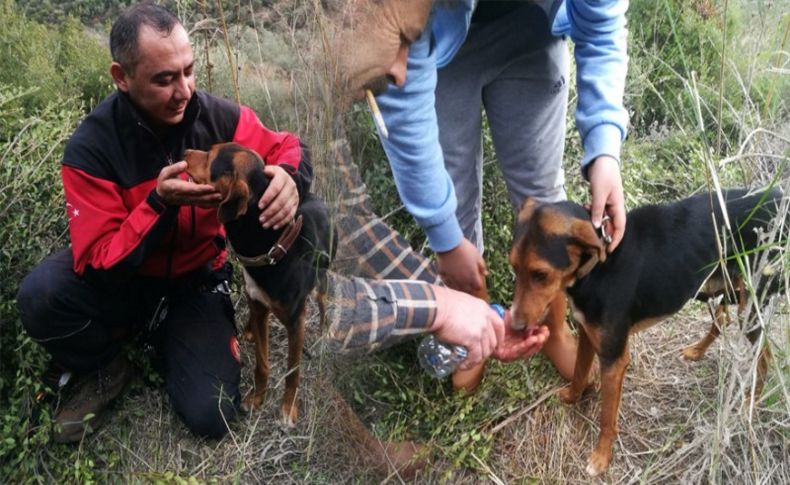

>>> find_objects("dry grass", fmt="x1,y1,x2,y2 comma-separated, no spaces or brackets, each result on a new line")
75,292,786,483
490,307,789,484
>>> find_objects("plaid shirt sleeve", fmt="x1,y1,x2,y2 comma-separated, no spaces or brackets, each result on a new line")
323,273,437,353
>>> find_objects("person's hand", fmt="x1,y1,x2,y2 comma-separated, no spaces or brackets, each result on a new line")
436,239,487,295
587,155,626,252
492,310,550,362
430,285,504,370
257,165,298,229
156,161,222,207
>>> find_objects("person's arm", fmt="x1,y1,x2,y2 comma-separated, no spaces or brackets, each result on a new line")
323,274,547,367
375,23,487,292
233,106,312,229
63,164,180,275
375,31,463,254
555,0,629,250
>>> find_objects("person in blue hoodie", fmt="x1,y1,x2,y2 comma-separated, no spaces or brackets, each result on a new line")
333,0,629,383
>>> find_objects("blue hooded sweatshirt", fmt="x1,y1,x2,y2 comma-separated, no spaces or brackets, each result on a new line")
375,0,629,252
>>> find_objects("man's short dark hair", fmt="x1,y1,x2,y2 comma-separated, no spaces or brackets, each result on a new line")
110,2,181,74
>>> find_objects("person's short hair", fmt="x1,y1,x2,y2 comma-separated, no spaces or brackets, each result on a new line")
110,2,181,74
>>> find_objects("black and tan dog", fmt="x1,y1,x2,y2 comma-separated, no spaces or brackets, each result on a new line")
185,142,334,427
509,188,782,476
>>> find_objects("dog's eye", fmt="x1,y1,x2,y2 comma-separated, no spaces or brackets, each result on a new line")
529,270,548,283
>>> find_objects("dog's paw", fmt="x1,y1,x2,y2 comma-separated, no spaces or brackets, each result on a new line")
281,401,298,428
586,448,612,477
242,391,265,412
681,345,705,361
558,385,581,404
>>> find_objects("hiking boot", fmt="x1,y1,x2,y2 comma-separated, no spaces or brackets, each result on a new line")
52,353,132,443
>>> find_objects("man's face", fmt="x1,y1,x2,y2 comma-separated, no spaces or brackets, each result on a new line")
332,0,432,100
112,23,195,129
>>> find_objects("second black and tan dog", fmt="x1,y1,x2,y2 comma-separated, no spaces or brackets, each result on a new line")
185,142,334,427
509,188,782,476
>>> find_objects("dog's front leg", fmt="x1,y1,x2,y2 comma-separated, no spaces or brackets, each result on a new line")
281,304,306,428
558,325,596,403
242,297,270,412
587,346,631,477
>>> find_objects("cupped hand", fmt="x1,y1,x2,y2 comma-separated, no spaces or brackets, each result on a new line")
156,161,221,207
491,310,550,362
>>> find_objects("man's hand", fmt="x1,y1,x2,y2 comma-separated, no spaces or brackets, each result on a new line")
156,161,222,207
436,238,487,295
430,285,504,370
587,155,626,252
257,165,298,230
492,311,549,362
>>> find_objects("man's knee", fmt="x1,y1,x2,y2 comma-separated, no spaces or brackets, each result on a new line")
16,251,74,339
172,383,239,438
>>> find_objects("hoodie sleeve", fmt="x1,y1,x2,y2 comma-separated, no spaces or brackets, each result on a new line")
63,165,178,275
553,0,629,175
375,28,464,253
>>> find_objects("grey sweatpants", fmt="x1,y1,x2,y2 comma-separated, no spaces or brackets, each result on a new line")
436,4,569,253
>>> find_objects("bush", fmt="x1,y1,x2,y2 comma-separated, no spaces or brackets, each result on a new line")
0,85,84,481
626,0,789,149
0,0,111,114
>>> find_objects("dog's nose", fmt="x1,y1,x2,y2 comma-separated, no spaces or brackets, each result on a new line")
509,303,527,330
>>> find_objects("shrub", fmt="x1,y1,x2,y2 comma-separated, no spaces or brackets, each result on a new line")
0,0,111,114
0,85,84,481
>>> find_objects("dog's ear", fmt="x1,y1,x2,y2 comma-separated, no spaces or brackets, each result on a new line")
570,219,607,278
184,149,210,184
516,197,540,225
215,172,250,223
512,197,541,247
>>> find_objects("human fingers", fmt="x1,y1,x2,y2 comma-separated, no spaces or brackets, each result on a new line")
459,340,484,371
260,190,298,229
259,166,297,228
607,198,626,252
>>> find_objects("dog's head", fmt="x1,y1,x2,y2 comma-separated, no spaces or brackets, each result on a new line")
184,142,267,223
508,198,607,330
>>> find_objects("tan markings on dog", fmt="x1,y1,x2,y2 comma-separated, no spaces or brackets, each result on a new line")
558,322,597,403
215,172,250,223
587,347,631,477
244,269,273,308
534,206,573,237
682,301,727,361
699,273,726,296
628,315,671,335
568,299,587,326
510,247,566,330
515,197,541,225
578,322,603,354
183,149,210,184
242,295,270,411
232,148,262,176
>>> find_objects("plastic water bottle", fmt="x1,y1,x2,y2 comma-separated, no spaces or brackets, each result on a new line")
418,303,506,378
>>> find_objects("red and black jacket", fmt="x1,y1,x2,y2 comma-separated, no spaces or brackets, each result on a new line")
62,90,311,278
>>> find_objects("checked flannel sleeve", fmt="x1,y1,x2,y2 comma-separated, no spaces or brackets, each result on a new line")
324,275,437,353
312,137,443,351
322,139,440,284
